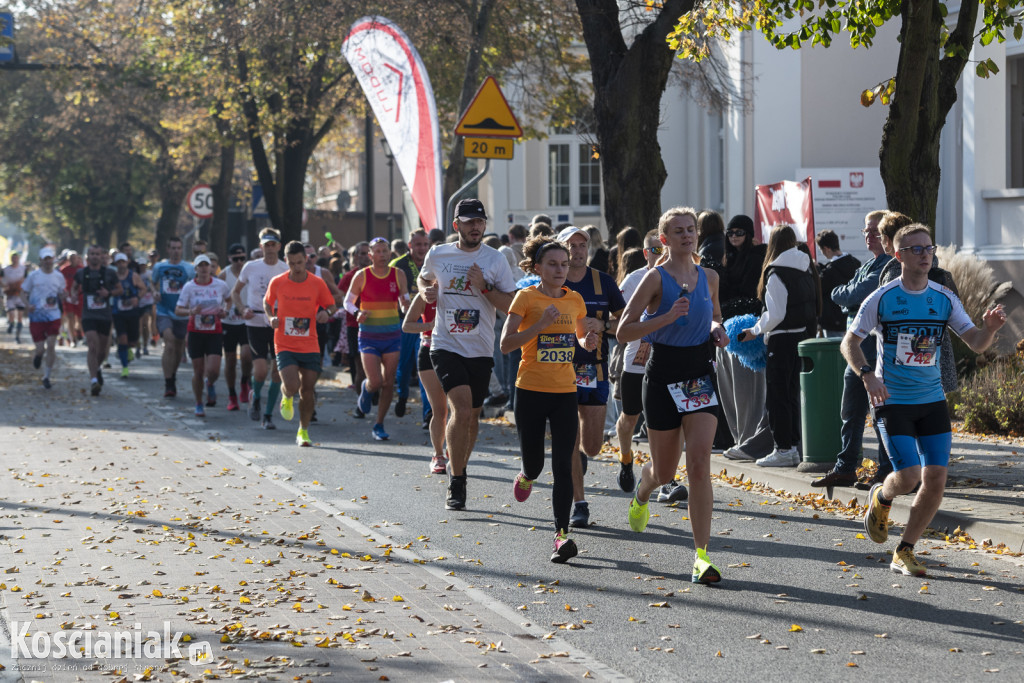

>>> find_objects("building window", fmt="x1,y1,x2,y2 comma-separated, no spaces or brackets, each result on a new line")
548,144,570,206
1010,54,1024,188
578,144,601,207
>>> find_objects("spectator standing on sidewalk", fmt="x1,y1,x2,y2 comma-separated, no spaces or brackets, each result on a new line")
815,229,861,339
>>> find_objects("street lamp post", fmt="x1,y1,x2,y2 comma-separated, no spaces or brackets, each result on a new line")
380,138,395,241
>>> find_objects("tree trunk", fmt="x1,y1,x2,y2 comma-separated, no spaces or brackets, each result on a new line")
575,0,693,239
879,0,978,231
154,186,185,257
210,142,235,257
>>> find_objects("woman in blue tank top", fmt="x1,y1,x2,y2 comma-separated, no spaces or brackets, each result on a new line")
616,206,730,584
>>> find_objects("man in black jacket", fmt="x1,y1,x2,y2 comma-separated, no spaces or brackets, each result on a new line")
815,230,861,338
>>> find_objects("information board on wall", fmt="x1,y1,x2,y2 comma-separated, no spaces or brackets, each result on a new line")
796,167,886,263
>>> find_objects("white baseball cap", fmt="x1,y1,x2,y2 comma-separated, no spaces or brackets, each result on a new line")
39,247,56,259
556,226,587,243
113,252,129,263
194,255,211,266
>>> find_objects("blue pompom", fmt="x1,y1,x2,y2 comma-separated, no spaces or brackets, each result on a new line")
723,314,767,372
515,274,540,290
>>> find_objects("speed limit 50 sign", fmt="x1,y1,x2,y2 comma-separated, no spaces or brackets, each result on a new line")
186,184,214,219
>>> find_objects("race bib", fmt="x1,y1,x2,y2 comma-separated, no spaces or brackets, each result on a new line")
896,332,937,367
575,363,597,388
43,296,59,311
161,278,181,295
631,341,651,368
666,375,719,413
537,333,574,364
120,297,135,311
420,334,432,348
445,309,480,335
284,317,311,337
86,294,108,310
195,313,217,331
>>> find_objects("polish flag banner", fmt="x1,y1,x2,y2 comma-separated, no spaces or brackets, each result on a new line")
754,176,817,261
343,17,443,231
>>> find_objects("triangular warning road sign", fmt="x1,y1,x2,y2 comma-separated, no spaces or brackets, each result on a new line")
455,76,523,139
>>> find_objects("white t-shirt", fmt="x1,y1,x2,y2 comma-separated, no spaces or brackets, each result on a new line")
178,278,231,332
237,259,287,328
22,269,66,323
419,242,516,358
619,267,650,374
222,267,246,325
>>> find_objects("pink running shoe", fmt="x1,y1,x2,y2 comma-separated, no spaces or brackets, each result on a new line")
227,396,240,411
513,472,534,502
430,456,448,474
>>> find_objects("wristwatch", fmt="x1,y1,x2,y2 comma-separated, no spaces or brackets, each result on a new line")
858,364,872,378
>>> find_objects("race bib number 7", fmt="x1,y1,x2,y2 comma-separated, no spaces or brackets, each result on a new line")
666,375,718,413
896,332,937,367
445,309,480,335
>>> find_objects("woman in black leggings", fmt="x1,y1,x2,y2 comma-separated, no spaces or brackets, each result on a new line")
500,236,597,563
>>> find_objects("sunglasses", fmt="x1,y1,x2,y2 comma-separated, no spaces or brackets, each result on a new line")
231,255,246,262
369,237,389,247
644,245,665,255
726,229,746,237
899,245,936,256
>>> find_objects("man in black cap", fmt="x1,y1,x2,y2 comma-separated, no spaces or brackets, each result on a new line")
219,243,253,411
418,199,517,510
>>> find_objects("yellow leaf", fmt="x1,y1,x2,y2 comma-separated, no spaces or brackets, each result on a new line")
393,595,404,602
239,596,251,604
109,612,119,619
152,589,163,598
855,533,865,539
789,624,803,632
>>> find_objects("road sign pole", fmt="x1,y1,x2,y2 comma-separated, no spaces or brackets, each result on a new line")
445,159,490,233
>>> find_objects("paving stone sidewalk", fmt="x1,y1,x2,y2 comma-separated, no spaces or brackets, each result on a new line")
0,342,615,682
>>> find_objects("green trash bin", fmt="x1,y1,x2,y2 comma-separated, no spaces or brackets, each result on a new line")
799,337,845,467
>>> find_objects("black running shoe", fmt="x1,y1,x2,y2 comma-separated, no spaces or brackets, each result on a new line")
261,415,276,430
33,354,42,369
446,475,467,511
42,378,52,390
90,381,102,396
96,369,104,386
395,395,407,418
617,461,635,493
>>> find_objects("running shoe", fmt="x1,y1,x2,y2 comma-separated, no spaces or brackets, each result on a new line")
240,382,250,403
371,423,389,441
296,428,312,447
226,396,240,412
551,529,578,564
280,395,294,421
422,409,432,430
692,547,722,584
128,348,134,362
430,455,448,474
657,480,689,503
194,404,205,418
248,394,260,421
891,546,927,577
353,406,366,419
446,475,467,511
723,446,757,461
120,367,130,379
513,472,534,502
90,381,102,397
206,382,216,407
617,461,635,493
164,380,176,398
395,395,407,417
261,415,276,430
569,501,590,528
864,482,891,544
32,354,42,369
96,369,104,386
42,378,52,390
755,447,800,467
141,346,148,356
357,380,372,415
628,494,649,532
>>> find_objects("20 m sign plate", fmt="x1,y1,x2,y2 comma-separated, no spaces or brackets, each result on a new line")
463,137,514,160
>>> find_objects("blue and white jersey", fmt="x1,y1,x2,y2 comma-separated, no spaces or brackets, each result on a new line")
850,278,973,405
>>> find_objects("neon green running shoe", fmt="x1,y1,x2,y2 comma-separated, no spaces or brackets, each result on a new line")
628,495,649,532
692,547,722,584
280,395,294,421
296,428,311,447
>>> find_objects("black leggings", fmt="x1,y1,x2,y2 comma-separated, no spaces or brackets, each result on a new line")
514,388,578,532
765,332,808,450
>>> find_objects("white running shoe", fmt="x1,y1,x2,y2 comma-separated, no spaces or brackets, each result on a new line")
755,447,800,467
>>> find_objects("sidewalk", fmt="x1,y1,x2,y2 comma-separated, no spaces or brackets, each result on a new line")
0,341,614,682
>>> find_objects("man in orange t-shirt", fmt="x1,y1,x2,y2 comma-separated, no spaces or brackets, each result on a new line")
264,241,338,446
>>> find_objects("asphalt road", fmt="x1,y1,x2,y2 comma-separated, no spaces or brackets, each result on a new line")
31,346,1024,680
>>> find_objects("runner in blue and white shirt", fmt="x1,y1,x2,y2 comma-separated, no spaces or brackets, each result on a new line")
842,224,1005,578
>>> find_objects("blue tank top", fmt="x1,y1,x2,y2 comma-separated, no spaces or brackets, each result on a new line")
643,265,712,347
114,272,139,314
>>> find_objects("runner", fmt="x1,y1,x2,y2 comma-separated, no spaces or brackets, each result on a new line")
418,198,516,511
70,245,122,396
151,237,195,398
616,207,730,584
305,242,344,423
845,224,1005,577
3,251,27,343
220,244,252,412
343,236,409,440
401,292,447,472
391,229,432,419
231,228,287,430
175,255,231,417
136,258,154,357
58,251,84,347
111,253,146,379
264,241,338,446
22,246,67,388
500,236,597,563
614,230,661,492
339,242,371,404
554,226,627,528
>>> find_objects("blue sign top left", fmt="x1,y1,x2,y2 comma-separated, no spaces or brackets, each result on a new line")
0,13,13,63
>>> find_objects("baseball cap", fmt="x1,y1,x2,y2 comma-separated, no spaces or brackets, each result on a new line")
228,243,246,255
194,255,211,266
39,247,56,259
260,232,281,244
113,252,128,263
455,198,487,222
556,226,587,243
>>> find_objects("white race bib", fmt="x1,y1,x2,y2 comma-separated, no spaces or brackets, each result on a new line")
666,375,719,413
284,317,311,337
574,363,597,388
195,313,218,331
444,309,480,336
896,332,937,367
86,294,108,310
537,333,574,364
